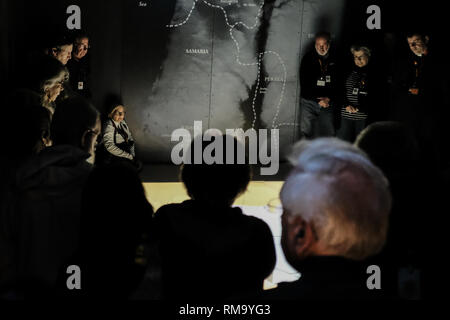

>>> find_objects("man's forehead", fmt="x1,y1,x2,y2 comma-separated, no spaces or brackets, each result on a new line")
316,38,328,43
408,35,423,42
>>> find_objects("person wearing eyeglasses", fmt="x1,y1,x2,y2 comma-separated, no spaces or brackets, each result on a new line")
66,31,92,99
337,45,379,142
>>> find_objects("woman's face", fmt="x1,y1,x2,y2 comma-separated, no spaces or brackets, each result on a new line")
112,105,125,122
353,50,369,68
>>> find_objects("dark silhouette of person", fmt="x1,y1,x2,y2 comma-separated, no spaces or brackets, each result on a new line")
2,97,100,297
68,162,154,299
153,133,276,300
355,121,431,299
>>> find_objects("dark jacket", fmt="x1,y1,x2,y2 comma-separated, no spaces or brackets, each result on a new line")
300,50,340,103
153,200,276,300
262,256,388,300
66,57,91,99
4,145,92,290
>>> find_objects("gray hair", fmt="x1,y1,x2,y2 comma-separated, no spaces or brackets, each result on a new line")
350,45,371,58
282,138,391,260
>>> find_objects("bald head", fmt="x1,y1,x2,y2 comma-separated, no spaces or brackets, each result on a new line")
281,138,391,262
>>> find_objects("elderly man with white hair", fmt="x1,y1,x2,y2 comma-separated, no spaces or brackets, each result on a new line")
265,138,392,299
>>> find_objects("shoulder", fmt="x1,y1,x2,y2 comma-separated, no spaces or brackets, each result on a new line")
301,51,315,61
103,119,114,129
154,201,194,219
231,208,273,238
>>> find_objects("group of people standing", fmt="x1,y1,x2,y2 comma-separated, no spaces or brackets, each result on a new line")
8,30,140,171
299,31,440,152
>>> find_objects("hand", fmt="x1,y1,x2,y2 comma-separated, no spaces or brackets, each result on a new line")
409,88,419,95
345,106,358,113
318,97,330,108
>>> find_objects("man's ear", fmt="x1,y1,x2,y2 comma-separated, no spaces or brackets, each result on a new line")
81,129,92,152
424,35,430,44
292,218,316,259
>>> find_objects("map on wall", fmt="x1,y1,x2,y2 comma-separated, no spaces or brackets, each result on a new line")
121,0,346,162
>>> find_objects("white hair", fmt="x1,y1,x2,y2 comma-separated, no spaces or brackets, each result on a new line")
281,138,391,260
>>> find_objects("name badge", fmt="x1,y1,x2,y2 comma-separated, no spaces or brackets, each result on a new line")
352,88,359,95
78,82,84,90
326,75,331,83
317,80,326,87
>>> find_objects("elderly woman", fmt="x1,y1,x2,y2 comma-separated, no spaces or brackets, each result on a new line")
102,100,138,166
27,55,69,114
338,45,376,142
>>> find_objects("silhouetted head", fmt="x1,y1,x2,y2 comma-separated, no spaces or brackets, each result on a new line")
280,138,391,270
51,97,100,161
5,91,52,163
181,133,251,207
355,121,420,182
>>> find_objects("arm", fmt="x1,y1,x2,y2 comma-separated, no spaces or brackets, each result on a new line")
299,53,316,101
123,121,136,157
103,121,134,160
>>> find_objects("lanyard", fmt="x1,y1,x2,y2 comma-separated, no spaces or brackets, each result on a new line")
413,58,424,79
318,58,328,76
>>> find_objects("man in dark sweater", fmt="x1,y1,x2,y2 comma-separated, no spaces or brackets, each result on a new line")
390,32,448,168
299,32,339,139
66,31,92,99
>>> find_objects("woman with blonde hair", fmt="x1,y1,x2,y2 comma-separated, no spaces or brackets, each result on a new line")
28,55,69,114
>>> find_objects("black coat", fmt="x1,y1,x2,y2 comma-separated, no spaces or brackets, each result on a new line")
300,50,340,104
153,200,276,300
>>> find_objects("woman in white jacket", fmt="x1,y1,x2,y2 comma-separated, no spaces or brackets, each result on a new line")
103,103,137,163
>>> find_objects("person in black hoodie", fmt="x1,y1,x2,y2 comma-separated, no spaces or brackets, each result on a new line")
299,32,339,139
338,45,377,142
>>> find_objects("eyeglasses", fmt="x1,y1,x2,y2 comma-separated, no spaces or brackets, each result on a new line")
76,44,90,51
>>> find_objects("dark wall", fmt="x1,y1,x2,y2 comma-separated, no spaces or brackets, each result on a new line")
2,0,447,163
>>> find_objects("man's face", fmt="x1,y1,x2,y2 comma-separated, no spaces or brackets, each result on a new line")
353,50,369,68
315,37,330,56
85,116,101,163
53,44,73,65
407,35,428,56
73,38,89,60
